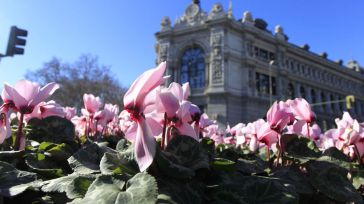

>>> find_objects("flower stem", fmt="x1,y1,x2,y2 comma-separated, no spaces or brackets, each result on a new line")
14,113,24,151
161,112,167,150
354,144,362,165
307,122,310,138
276,133,282,167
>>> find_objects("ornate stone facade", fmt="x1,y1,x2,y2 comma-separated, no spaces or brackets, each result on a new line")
155,1,364,129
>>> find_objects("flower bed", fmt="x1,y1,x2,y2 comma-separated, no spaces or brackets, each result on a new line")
0,62,363,203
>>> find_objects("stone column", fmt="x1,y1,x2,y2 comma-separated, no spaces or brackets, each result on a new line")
325,93,331,112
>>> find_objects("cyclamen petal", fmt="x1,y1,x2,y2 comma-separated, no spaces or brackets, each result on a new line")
178,122,198,140
182,82,191,100
14,80,39,102
0,114,11,144
267,101,293,133
156,91,179,117
3,83,28,109
83,94,103,114
124,62,167,109
288,98,315,123
29,82,60,108
135,118,156,172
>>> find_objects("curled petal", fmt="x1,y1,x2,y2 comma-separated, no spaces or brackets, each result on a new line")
30,82,60,108
135,118,156,172
124,62,167,109
178,122,198,140
182,82,190,100
156,91,179,117
4,83,27,109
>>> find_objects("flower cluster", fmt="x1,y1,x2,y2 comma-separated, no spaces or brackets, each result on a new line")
0,62,363,173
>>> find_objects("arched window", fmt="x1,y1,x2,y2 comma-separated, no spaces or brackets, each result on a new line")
180,47,205,88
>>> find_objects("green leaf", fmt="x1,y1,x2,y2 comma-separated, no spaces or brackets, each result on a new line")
41,174,79,193
0,161,38,197
116,139,129,152
239,176,298,204
211,158,236,171
199,138,215,157
73,173,158,204
281,134,320,163
68,143,114,174
210,176,298,204
41,174,95,199
66,176,95,199
317,147,351,170
157,135,209,179
157,178,204,204
236,157,268,175
38,141,57,151
25,153,65,178
352,167,364,189
27,116,78,150
165,135,209,170
0,150,25,163
307,161,362,203
156,150,195,179
272,167,314,195
99,151,138,176
37,141,74,162
211,190,247,204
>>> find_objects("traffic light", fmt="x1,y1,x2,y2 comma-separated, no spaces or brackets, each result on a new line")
6,26,28,57
346,95,355,109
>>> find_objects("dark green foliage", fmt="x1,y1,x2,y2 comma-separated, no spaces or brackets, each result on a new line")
1,124,364,204
27,116,78,151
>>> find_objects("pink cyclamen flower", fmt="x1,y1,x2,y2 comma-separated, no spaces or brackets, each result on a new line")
335,111,354,129
98,103,119,126
82,94,103,116
266,101,293,133
123,62,167,172
257,122,279,149
0,112,11,144
156,83,197,140
203,124,224,145
24,100,65,122
71,115,90,136
1,80,59,114
286,120,321,140
287,98,315,124
64,107,77,120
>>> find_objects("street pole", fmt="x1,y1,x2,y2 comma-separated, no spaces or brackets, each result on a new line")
269,60,274,106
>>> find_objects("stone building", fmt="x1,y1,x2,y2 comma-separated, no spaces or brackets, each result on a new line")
155,0,364,129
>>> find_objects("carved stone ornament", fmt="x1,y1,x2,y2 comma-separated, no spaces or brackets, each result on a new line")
212,3,223,13
175,3,207,27
159,44,169,62
161,16,171,31
242,11,254,24
212,34,221,46
208,3,225,20
212,60,223,83
275,25,284,35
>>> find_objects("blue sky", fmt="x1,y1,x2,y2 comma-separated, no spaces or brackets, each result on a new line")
0,0,363,88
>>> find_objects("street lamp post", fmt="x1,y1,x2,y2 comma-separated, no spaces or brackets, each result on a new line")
269,60,274,106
